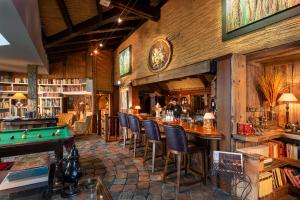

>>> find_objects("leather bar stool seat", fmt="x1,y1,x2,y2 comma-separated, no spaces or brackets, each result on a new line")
163,124,207,193
128,115,145,158
143,120,166,173
117,112,130,148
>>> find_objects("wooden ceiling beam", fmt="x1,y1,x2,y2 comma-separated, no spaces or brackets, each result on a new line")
56,0,74,33
46,14,142,48
47,46,89,55
49,35,124,47
83,27,135,35
110,0,160,21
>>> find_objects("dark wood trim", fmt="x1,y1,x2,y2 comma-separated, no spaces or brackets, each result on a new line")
222,1,300,41
110,0,160,21
56,0,74,33
84,27,135,35
132,60,211,86
46,15,142,48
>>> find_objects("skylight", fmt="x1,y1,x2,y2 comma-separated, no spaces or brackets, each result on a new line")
0,33,10,46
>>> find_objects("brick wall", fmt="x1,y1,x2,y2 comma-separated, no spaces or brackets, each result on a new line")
114,0,300,82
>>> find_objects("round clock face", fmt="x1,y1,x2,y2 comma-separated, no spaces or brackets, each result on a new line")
148,39,172,73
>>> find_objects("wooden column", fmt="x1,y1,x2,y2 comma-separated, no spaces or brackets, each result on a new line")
216,54,246,152
27,65,38,115
231,54,247,135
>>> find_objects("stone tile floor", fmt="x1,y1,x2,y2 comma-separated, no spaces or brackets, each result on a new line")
75,136,233,200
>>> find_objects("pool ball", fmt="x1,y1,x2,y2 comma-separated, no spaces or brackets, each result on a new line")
10,136,15,140
55,130,60,135
22,134,27,139
52,132,55,136
37,134,42,138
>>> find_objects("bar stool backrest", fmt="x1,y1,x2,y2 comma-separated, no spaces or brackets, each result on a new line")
163,125,188,152
128,115,141,134
143,120,161,141
118,112,129,128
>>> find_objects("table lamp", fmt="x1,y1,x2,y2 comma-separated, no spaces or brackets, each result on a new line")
203,112,215,130
135,105,141,114
278,93,298,127
11,92,27,117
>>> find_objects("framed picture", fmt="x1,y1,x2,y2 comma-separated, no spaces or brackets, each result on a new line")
119,46,132,77
213,151,243,174
222,0,300,40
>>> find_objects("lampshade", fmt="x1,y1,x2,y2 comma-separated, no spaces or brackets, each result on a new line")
134,105,141,110
203,112,215,120
278,93,298,102
11,92,27,100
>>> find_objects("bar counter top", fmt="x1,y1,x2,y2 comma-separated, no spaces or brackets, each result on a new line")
137,114,224,140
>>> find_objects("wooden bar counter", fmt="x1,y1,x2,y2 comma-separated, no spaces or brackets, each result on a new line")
137,115,224,140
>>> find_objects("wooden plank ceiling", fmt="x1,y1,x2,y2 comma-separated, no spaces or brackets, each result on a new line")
38,0,166,60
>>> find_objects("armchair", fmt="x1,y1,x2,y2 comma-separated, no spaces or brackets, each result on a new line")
73,115,92,135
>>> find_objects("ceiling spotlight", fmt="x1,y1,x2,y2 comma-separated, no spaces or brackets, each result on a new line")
93,49,98,54
99,43,103,47
118,17,122,24
90,52,94,56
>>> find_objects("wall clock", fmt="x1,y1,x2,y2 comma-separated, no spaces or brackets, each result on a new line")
148,38,172,73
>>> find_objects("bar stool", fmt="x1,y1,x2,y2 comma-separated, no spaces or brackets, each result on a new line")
117,112,129,148
163,124,207,193
128,115,145,158
143,120,166,173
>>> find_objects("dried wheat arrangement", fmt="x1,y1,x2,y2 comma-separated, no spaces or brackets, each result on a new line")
257,70,287,107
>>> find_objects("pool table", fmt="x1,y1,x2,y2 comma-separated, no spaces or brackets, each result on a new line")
0,126,73,161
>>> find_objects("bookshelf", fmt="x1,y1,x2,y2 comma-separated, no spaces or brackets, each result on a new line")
0,78,93,118
39,97,62,117
235,132,300,199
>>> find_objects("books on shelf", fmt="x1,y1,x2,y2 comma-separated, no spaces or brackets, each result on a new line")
0,85,12,91
268,140,285,158
0,74,13,83
286,143,300,160
284,167,300,188
41,98,61,107
259,171,273,198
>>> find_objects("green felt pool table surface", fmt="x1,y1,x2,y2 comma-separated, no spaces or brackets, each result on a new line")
0,126,72,146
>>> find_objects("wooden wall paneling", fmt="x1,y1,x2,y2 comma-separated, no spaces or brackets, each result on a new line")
65,52,87,78
246,60,300,126
95,51,114,92
231,54,247,135
112,86,120,116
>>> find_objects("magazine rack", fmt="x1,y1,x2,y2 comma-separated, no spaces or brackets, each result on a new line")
209,155,252,200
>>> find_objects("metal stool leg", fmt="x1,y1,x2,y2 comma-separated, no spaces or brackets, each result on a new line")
143,139,149,163
176,154,181,193
152,142,156,173
123,128,127,148
133,134,137,158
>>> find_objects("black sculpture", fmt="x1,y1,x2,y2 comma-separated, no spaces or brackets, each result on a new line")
60,144,82,198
